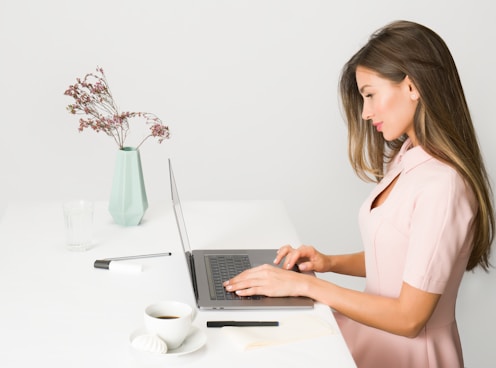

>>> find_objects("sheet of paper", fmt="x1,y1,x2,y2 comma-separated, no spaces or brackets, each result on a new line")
223,314,336,350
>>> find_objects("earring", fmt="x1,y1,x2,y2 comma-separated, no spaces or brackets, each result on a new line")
411,93,417,100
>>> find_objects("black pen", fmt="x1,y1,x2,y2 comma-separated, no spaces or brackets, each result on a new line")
207,321,279,328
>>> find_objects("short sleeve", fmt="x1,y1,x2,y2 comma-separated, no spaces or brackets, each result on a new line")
402,167,477,294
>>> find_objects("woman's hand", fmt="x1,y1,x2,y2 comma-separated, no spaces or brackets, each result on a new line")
222,244,328,298
223,263,311,297
274,244,331,273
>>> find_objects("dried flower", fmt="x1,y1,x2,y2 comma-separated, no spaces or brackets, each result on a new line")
64,67,170,150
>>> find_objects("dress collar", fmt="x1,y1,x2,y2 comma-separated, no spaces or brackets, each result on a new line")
392,138,433,174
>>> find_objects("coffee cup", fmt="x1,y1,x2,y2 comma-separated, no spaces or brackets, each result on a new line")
144,301,196,350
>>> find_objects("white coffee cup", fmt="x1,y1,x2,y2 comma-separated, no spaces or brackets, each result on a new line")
144,301,196,350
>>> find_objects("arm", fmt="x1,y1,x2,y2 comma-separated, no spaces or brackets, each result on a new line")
304,277,440,338
274,244,366,277
227,245,436,338
326,251,366,277
226,266,439,338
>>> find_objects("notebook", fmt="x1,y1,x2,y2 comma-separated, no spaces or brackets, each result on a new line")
169,159,314,310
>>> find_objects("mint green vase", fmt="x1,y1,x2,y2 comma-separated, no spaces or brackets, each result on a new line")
108,147,148,226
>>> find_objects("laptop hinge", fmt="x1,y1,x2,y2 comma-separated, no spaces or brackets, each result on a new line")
187,251,199,301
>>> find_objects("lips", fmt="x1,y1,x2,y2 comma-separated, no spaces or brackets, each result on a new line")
373,122,383,132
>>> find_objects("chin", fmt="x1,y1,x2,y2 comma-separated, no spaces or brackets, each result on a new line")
382,132,402,142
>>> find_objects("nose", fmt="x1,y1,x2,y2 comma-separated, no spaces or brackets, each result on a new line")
362,102,373,121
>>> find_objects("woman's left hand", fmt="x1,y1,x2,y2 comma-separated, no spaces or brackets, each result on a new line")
222,264,308,297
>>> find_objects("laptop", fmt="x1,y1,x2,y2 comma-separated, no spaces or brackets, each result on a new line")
169,159,314,310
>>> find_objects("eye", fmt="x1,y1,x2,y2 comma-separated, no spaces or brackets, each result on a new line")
360,92,373,100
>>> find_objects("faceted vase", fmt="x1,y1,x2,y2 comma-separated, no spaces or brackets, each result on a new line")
108,147,148,226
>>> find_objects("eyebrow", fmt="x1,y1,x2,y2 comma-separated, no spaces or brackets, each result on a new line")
359,84,371,94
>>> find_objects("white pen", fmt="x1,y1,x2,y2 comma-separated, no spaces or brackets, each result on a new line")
94,259,143,273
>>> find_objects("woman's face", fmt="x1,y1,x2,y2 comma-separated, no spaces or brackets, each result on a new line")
356,66,419,144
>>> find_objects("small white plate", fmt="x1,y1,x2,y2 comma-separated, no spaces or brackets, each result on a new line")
130,326,206,356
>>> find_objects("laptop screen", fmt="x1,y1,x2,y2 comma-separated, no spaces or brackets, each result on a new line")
169,159,192,254
168,159,198,295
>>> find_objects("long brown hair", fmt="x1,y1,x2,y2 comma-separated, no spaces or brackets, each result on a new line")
339,20,494,271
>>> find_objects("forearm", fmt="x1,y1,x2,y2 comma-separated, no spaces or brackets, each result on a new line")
313,280,407,335
299,276,439,338
327,251,366,277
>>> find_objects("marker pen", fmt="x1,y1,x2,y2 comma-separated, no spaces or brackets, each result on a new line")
94,252,172,274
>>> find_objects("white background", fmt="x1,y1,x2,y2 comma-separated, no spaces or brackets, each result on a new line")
1,1,494,366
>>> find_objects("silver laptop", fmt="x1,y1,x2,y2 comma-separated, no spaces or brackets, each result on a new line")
169,159,314,310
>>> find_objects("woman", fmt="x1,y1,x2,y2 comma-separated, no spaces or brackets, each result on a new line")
224,21,494,367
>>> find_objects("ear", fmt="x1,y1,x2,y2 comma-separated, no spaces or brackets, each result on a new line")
404,76,420,101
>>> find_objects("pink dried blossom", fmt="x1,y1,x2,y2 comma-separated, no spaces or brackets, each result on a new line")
64,67,170,150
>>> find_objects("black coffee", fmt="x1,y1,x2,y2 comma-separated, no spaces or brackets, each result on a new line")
156,315,179,319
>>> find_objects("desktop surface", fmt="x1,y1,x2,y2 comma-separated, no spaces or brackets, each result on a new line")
0,200,356,367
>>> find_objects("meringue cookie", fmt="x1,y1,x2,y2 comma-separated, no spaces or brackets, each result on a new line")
132,333,168,354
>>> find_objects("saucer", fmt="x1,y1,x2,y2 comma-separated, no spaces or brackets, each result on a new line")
130,326,206,356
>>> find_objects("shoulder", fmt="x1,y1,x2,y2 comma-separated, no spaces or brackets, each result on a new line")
398,147,476,210
412,167,478,226
398,145,463,187
409,157,459,184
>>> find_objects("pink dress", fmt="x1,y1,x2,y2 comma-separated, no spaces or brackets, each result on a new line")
334,139,477,368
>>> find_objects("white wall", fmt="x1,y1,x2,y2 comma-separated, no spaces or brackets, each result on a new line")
1,0,494,366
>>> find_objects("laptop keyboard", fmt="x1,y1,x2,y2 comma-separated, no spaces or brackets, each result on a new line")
206,254,262,300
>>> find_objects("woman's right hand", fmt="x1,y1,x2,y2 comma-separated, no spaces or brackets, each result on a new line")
274,244,330,273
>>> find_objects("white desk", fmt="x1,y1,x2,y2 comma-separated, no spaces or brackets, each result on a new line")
0,200,356,367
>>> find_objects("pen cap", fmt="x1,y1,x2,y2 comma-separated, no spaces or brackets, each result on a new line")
94,259,111,269
94,260,143,273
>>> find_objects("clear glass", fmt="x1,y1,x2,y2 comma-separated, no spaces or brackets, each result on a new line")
63,200,94,251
